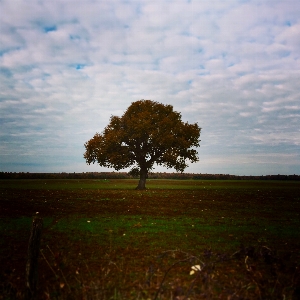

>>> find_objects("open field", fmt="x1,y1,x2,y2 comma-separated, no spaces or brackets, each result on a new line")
1,179,300,299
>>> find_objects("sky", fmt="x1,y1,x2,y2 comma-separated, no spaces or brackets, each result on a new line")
1,0,300,175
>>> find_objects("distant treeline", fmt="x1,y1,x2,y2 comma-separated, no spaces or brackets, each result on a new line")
0,172,299,181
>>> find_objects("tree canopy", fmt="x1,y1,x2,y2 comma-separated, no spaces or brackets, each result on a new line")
84,100,201,189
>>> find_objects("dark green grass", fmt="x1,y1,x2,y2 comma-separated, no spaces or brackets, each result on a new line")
1,178,298,190
1,179,300,252
1,179,300,299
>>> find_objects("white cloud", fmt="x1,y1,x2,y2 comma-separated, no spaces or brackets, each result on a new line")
1,0,300,175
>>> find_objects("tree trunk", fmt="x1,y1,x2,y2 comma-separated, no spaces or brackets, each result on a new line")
136,168,148,190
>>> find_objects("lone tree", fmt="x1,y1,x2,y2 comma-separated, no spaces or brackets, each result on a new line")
84,100,201,189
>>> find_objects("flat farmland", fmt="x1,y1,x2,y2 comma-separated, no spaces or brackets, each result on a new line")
0,179,300,299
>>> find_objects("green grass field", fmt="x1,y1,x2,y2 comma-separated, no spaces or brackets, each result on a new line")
1,179,300,299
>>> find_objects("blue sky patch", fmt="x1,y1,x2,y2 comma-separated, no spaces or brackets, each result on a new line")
43,25,57,33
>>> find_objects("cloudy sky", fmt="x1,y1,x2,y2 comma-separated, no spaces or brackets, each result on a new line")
1,0,300,175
